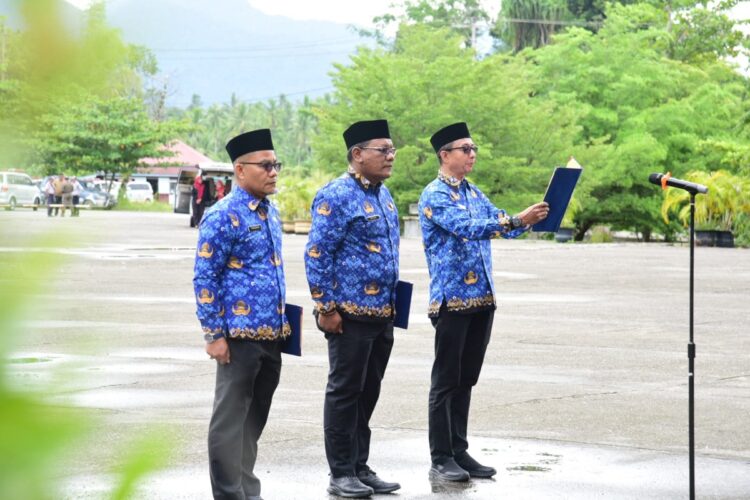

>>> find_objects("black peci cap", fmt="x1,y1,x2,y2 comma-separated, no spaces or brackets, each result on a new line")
430,122,471,153
343,119,390,149
225,129,274,162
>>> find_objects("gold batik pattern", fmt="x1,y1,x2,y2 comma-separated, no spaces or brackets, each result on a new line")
428,293,496,316
229,322,291,341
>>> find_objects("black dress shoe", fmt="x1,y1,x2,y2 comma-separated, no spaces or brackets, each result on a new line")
357,467,401,493
327,476,374,498
429,458,470,482
455,451,497,478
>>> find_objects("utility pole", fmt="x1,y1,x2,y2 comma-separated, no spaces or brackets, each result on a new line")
453,17,482,52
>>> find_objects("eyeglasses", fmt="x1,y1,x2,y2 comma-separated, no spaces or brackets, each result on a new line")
238,161,283,173
443,144,479,155
359,147,397,156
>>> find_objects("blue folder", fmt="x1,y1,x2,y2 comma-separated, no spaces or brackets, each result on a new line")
282,303,302,356
394,280,413,330
532,167,582,233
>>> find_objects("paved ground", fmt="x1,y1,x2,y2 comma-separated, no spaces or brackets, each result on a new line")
2,209,749,499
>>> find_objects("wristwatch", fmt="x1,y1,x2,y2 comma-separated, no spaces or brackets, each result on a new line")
509,216,524,230
204,332,224,343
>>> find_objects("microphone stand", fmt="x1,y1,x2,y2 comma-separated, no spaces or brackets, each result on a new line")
688,192,696,500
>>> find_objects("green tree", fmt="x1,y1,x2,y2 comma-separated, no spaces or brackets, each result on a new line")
313,24,580,214
1,0,160,169
34,96,183,186
528,2,750,239
173,94,319,170
367,0,491,49
494,0,572,52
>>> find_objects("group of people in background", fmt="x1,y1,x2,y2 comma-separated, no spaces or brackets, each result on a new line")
191,174,231,227
42,174,83,217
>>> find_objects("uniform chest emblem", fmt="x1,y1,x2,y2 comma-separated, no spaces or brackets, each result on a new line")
270,253,282,266
198,289,215,304
423,206,433,219
198,243,214,258
232,300,251,316
366,242,382,253
228,256,243,269
248,200,260,211
364,282,380,295
387,201,395,211
464,271,478,285
229,213,240,227
307,245,321,258
317,202,332,216
364,201,374,213
450,191,461,202
257,208,268,221
470,189,478,198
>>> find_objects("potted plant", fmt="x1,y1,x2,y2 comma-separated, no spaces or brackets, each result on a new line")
274,171,331,234
660,170,750,248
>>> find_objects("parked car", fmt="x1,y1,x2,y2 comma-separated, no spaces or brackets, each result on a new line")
1,171,43,210
79,181,117,209
126,181,154,203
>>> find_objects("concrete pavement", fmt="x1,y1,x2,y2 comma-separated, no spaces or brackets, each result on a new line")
2,210,749,499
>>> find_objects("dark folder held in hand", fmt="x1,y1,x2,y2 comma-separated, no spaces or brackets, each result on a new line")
282,303,303,356
394,280,413,330
532,166,582,233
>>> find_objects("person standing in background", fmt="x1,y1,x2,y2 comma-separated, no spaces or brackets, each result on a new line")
70,176,83,216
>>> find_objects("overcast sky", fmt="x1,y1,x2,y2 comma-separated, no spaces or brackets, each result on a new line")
63,0,500,27
64,0,746,26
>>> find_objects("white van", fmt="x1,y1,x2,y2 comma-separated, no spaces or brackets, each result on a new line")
125,181,155,203
0,171,43,210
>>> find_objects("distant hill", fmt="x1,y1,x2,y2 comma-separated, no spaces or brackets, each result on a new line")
105,0,363,107
0,0,365,107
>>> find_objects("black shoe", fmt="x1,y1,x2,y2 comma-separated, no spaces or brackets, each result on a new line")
429,458,470,482
357,467,401,493
455,452,497,478
327,476,374,498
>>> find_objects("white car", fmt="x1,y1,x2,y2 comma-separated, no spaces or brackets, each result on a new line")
0,171,43,210
126,182,154,203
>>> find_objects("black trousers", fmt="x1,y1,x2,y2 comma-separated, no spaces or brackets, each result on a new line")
208,339,281,499
192,199,205,227
324,317,394,477
428,308,493,463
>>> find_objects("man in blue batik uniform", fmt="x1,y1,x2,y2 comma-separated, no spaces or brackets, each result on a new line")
305,119,401,498
194,128,288,500
419,122,549,482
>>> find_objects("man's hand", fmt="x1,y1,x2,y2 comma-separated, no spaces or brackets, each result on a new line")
518,202,550,226
318,310,344,335
206,337,230,364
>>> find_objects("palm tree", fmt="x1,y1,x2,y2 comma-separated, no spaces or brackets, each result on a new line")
661,170,750,232
494,0,571,52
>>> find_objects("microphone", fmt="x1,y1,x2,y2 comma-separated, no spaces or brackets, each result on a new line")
649,173,708,194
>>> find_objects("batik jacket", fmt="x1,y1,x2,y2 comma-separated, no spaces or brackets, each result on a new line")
418,174,527,318
193,187,290,340
304,172,400,322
